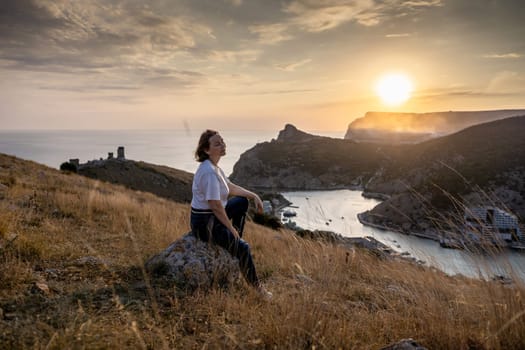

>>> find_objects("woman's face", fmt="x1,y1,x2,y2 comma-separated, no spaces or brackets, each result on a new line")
205,134,226,159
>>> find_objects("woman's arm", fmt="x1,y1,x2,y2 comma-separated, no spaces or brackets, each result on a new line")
208,199,240,238
227,182,264,213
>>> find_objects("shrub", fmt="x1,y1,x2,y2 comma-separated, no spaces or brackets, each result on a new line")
60,162,77,173
251,212,282,230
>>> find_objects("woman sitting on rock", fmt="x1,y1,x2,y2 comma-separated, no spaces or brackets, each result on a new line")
190,129,272,299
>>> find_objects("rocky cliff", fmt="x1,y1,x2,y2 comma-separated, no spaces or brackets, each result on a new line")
231,116,525,234
229,124,389,190
345,109,525,144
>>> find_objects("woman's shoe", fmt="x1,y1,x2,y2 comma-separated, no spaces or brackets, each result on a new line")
257,285,273,301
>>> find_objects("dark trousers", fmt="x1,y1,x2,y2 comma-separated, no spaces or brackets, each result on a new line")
190,197,259,286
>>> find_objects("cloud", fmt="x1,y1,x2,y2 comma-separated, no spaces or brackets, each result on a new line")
281,0,443,33
486,71,525,94
401,0,443,8
284,0,380,32
483,53,522,59
385,33,413,38
0,0,211,92
237,88,317,95
205,50,260,63
414,87,522,102
274,59,312,71
243,0,442,45
249,23,293,44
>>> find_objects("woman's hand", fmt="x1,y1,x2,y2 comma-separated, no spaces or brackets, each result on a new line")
252,194,264,213
208,200,240,238
228,182,265,214
230,227,240,239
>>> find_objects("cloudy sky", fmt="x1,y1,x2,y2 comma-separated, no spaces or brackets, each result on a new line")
1,0,524,131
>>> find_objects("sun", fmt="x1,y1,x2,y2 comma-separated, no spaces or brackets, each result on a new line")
375,73,413,106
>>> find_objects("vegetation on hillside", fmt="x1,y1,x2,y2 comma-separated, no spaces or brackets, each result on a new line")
1,153,525,349
78,159,193,203
371,116,525,223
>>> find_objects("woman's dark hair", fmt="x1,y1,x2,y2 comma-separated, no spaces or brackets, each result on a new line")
195,129,218,162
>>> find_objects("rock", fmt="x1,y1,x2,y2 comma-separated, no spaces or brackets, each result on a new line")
402,222,412,231
44,268,60,279
71,256,109,268
32,281,50,295
295,274,314,284
380,338,428,350
145,233,241,292
276,124,318,143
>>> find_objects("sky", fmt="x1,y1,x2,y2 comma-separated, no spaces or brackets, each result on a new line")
1,0,524,132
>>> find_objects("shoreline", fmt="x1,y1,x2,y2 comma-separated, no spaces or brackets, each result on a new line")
357,212,525,253
356,212,441,242
277,188,525,254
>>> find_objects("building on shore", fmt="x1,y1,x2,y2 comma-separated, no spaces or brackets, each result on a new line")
463,206,523,245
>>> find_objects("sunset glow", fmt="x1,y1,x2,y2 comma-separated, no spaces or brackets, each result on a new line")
0,1,524,131
375,73,414,106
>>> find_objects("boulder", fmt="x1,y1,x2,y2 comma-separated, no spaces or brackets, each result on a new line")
145,233,241,292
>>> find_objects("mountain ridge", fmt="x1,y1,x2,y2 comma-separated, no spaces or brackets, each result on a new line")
231,115,525,234
345,109,525,143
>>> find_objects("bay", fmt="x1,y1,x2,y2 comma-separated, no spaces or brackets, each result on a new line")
282,190,525,283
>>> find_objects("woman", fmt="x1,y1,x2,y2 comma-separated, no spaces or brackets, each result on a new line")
190,129,271,299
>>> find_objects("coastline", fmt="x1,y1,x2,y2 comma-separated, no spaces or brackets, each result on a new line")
357,211,440,242
292,227,426,264
361,191,390,201
358,211,525,253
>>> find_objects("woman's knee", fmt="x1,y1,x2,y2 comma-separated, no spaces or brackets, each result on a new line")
228,196,248,213
238,196,249,211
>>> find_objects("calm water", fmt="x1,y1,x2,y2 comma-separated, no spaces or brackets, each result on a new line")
0,129,294,176
282,190,525,283
1,129,524,282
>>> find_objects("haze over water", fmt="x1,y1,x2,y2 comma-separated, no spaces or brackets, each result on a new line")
0,129,342,176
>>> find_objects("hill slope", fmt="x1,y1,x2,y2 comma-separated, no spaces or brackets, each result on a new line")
78,159,193,203
2,153,525,348
364,115,525,233
230,124,388,190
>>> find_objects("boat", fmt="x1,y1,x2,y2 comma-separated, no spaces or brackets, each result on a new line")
282,209,297,217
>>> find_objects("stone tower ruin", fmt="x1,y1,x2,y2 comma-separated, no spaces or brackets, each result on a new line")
117,146,125,160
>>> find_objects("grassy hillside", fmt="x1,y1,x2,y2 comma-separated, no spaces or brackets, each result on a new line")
78,159,193,203
382,115,525,186
1,153,525,349
368,116,525,221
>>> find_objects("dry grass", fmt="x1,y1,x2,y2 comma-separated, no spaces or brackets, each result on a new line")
1,153,525,349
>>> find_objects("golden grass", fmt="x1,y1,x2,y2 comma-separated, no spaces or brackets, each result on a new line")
1,153,525,349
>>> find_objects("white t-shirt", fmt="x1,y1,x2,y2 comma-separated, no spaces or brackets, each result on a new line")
191,159,230,209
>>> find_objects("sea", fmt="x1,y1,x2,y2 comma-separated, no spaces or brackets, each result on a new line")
1,129,524,283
